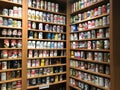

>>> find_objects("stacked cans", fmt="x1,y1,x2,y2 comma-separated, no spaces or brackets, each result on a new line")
28,0,59,13
28,9,65,25
1,50,22,59
28,41,64,49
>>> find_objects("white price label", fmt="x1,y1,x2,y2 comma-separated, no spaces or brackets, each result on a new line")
39,84,49,89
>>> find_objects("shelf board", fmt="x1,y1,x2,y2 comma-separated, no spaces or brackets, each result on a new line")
0,68,22,73
71,48,110,52
0,48,22,50
70,76,109,90
0,58,22,61
28,48,66,50
70,66,110,78
28,19,66,26
72,13,109,25
70,25,109,33
27,80,66,89
71,0,106,15
28,56,66,60
0,26,22,29
69,85,80,90
28,64,66,69
71,57,110,65
28,7,66,16
27,72,66,79
0,37,22,39
0,78,22,84
28,29,66,34
28,38,66,42
0,15,22,20
70,37,109,41
0,0,22,6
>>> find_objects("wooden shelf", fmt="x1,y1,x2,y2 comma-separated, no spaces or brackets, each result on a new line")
27,80,66,89
71,48,110,52
0,0,22,6
71,57,110,65
28,56,66,60
28,19,66,26
70,37,109,41
0,78,22,84
0,15,22,20
71,0,106,15
70,76,109,90
28,64,66,69
70,66,110,78
70,25,109,33
72,13,109,25
0,48,22,50
0,68,22,73
0,58,22,61
0,26,22,29
0,37,22,39
28,7,66,16
28,48,66,50
27,72,66,79
28,29,66,34
69,85,80,90
28,38,66,42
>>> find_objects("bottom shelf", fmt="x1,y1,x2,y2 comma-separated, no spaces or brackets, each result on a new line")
27,80,66,89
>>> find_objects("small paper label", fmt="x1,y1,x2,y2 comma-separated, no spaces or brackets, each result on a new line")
39,85,49,89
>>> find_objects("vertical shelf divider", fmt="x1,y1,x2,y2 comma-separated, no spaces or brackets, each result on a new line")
22,0,28,90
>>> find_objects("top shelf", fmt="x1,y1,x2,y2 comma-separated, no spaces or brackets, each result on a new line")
28,7,66,16
0,0,22,7
71,0,108,15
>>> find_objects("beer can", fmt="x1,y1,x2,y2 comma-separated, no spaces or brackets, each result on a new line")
44,1,47,10
1,72,6,81
107,15,110,25
43,12,47,22
105,78,110,88
107,3,110,13
98,6,102,15
7,29,12,37
27,70,31,77
7,83,12,90
48,2,51,11
47,13,50,22
32,60,36,67
27,60,31,68
2,9,8,16
99,77,104,86
17,21,21,28
28,50,33,58
31,69,35,77
18,7,22,18
18,0,22,4
51,3,55,12
94,52,98,60
102,16,107,26
55,3,59,12
0,17,3,26
12,81,16,90
105,66,110,75
3,18,8,26
98,52,103,61
104,40,110,49
16,81,22,89
13,0,17,3
13,6,18,17
50,14,54,22
1,84,6,90
2,61,7,70
106,28,110,38
35,11,39,20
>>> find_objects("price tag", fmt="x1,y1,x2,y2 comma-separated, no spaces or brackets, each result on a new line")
39,84,49,89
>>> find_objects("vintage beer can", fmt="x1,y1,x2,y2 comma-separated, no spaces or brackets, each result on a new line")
2,61,7,70
105,78,110,88
104,40,110,49
107,3,110,13
105,66,110,75
18,7,22,17
27,60,31,68
1,72,6,81
99,77,104,86
1,84,6,90
31,69,35,77
48,2,51,11
55,4,59,12
98,6,102,15
102,16,107,26
13,6,18,17
3,18,8,26
39,12,43,21
2,9,8,16
98,52,103,61
9,9,13,17
0,17,3,26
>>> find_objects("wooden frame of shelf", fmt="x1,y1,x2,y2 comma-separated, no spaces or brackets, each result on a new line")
0,26,22,29
0,68,22,73
0,78,22,84
0,15,22,20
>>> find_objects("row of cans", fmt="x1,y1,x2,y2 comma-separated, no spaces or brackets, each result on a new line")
28,41,64,49
72,3,110,22
28,75,64,86
27,67,64,77
0,81,22,90
0,61,21,70
70,71,110,88
28,0,59,12
70,28,109,40
1,50,22,59
71,0,101,13
0,71,21,81
70,78,109,90
71,51,110,62
0,17,22,28
28,58,63,68
28,10,66,25
4,39,22,48
8,0,22,4
71,15,109,28
28,31,65,40
28,50,66,58
2,6,22,17
1,29,22,37
70,60,110,75
70,40,110,50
